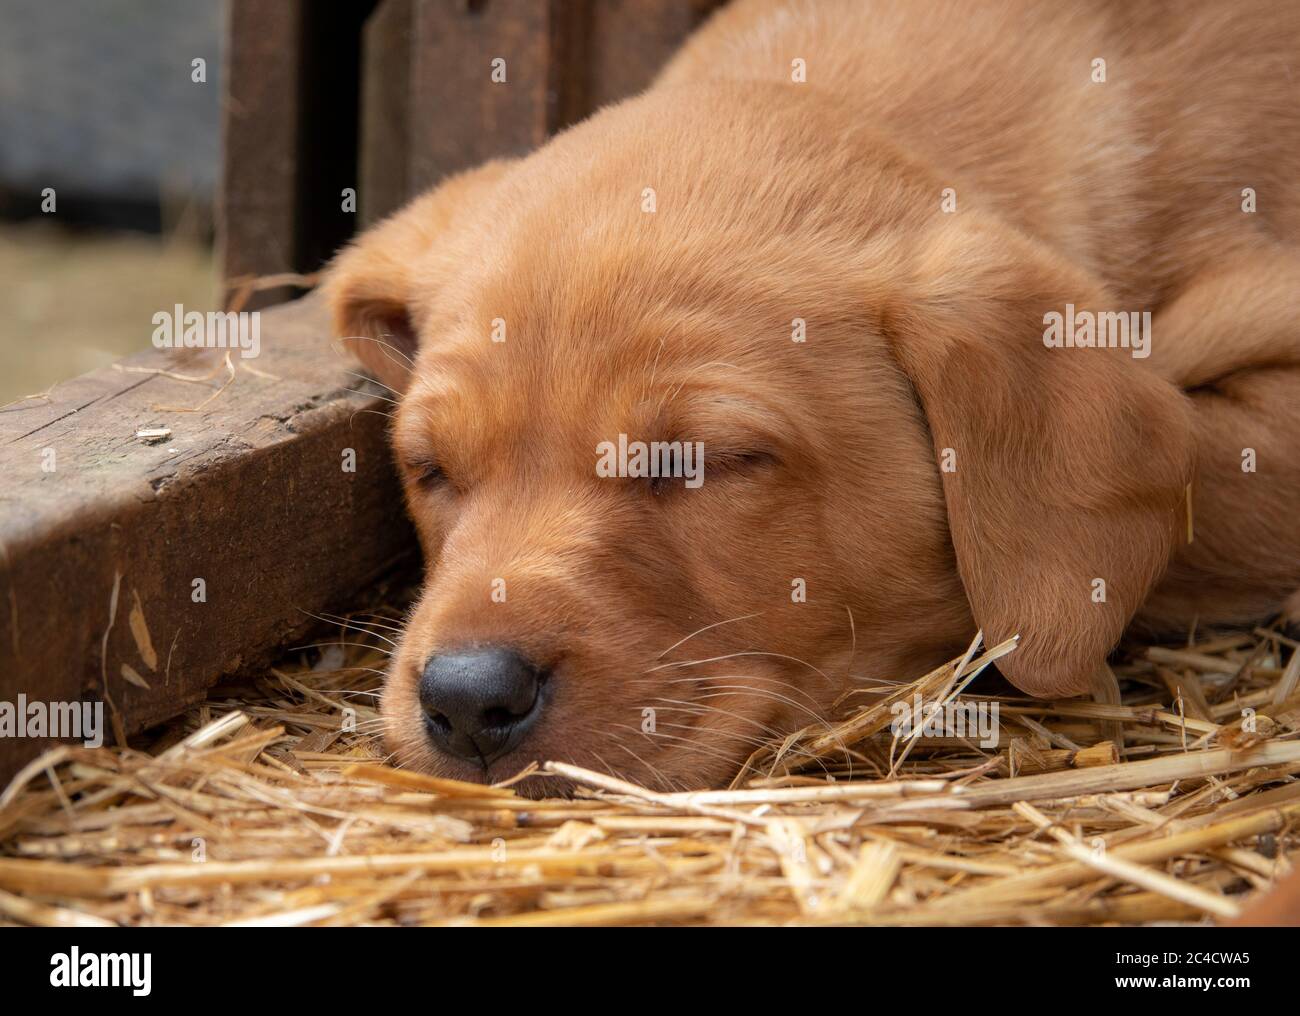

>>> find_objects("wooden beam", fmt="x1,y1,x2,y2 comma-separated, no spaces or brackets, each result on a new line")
360,0,415,227
585,0,723,109
296,2,377,273
378,0,724,201
244,0,728,269
219,1,375,307
218,1,306,308
0,295,414,783
406,0,585,192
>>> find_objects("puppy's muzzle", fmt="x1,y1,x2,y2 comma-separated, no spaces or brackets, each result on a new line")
418,648,548,764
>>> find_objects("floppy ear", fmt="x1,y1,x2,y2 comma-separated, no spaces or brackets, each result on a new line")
883,218,1194,698
323,159,515,392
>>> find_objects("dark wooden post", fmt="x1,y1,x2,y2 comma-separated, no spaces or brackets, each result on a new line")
222,0,726,296
218,1,306,307
585,0,722,109
218,1,375,308
358,0,725,223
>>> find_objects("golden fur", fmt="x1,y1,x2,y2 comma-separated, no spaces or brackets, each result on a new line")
326,0,1300,791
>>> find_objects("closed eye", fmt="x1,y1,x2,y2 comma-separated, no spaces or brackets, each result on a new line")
647,447,778,495
717,449,779,471
405,459,448,490
703,448,780,478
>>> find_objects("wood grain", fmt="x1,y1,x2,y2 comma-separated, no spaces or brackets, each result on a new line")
0,295,415,782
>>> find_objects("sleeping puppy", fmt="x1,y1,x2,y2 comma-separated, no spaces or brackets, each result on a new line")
325,0,1300,792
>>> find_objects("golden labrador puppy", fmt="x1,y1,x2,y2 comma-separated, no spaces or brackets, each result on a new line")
326,0,1300,792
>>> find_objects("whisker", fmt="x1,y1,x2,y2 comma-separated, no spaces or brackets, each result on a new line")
648,718,770,750
347,387,400,407
646,650,832,683
647,696,790,740
647,702,834,772
331,689,383,699
318,667,391,680
657,612,763,660
590,751,623,785
684,684,833,730
287,640,393,658
340,368,403,397
610,739,683,793
297,607,401,643
343,615,408,634
349,407,396,425
610,722,761,778
662,672,825,711
333,333,416,370
309,611,400,648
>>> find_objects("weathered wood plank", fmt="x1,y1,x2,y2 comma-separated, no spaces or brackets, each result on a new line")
296,2,376,272
390,0,724,200
257,0,725,262
219,1,374,305
360,0,415,227
407,0,579,192
0,295,414,782
585,0,723,109
218,1,306,309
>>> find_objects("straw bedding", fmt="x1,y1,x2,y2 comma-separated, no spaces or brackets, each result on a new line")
1,605,1297,927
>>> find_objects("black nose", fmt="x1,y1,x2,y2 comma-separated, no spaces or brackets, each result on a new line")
418,648,547,764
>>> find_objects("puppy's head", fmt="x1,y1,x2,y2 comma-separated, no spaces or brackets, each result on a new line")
326,85,1192,792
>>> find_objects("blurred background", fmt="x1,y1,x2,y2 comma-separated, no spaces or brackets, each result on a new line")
0,0,221,402
0,0,726,406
